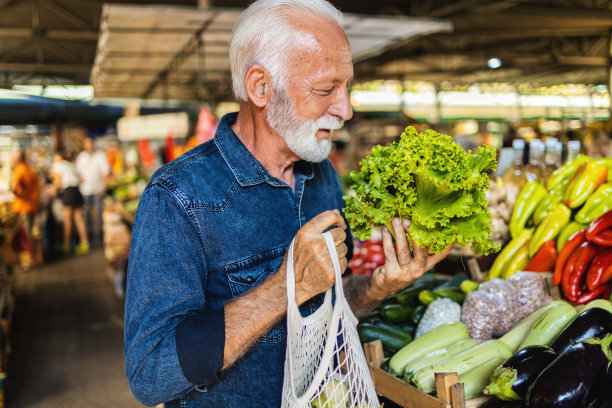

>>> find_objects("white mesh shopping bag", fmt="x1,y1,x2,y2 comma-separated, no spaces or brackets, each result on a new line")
281,231,380,408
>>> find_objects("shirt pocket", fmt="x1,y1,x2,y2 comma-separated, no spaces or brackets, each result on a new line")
223,245,287,344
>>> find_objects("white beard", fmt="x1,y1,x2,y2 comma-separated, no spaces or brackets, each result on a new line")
267,87,344,163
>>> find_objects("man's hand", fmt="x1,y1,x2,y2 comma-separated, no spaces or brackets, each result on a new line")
369,218,452,300
291,209,348,305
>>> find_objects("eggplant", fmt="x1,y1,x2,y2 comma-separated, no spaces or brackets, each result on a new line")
583,364,612,408
527,334,612,408
549,307,612,355
484,345,556,401
478,397,525,408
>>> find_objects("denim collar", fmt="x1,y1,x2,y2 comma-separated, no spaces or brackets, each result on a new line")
214,112,314,187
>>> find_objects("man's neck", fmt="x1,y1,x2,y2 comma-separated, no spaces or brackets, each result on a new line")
232,104,300,189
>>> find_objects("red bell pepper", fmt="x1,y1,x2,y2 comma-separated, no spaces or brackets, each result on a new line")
586,248,612,290
575,284,608,305
554,229,586,286
604,284,612,302
586,210,612,247
526,240,557,272
562,241,598,302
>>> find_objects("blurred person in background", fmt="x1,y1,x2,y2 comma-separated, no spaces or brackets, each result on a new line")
76,137,110,248
51,151,89,255
10,149,40,267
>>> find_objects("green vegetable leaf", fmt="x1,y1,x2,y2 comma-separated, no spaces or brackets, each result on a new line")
343,126,500,255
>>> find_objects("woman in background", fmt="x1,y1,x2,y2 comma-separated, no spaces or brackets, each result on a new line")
50,151,89,255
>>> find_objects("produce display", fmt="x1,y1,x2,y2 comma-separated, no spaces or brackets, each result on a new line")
349,134,612,406
488,154,612,305
343,126,500,255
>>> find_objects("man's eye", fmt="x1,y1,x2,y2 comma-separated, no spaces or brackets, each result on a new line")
316,88,334,95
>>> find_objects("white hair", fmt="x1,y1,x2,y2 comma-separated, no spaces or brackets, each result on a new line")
229,0,344,101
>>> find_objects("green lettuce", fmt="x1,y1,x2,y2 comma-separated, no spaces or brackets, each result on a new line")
343,126,500,255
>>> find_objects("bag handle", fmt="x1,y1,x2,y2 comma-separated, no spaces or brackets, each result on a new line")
285,230,345,404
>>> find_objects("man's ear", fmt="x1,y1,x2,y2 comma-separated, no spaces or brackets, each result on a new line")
244,64,272,107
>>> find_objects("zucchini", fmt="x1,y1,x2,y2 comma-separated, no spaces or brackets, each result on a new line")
381,304,413,323
518,301,577,348
499,300,567,352
581,299,612,314
412,340,512,393
389,321,469,376
402,339,478,383
357,322,412,352
460,356,508,399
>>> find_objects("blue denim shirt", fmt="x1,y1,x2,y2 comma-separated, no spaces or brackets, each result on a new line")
124,112,352,407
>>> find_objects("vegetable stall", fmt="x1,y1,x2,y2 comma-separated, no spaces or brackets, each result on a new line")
345,126,612,407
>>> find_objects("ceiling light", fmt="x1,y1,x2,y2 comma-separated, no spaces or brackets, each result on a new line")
487,58,502,69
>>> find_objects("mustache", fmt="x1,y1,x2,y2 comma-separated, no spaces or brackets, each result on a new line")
315,116,344,130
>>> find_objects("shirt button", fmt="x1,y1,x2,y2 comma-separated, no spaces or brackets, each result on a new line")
246,276,254,283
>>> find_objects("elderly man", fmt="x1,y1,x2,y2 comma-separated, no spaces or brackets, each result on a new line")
124,0,451,406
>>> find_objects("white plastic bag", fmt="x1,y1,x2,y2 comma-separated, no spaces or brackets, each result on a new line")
281,231,379,408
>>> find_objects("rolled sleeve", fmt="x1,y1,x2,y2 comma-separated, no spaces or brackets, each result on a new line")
175,308,225,385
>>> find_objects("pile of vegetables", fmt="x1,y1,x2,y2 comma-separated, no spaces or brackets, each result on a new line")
488,154,612,304
343,126,500,255
370,296,612,403
485,303,612,407
357,272,471,355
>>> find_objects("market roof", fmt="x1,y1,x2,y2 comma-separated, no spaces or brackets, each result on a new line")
2,0,612,102
89,4,451,101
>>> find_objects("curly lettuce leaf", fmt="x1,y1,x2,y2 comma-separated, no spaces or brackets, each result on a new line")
342,126,500,255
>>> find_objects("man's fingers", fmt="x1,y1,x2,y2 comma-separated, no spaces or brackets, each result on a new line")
308,210,346,233
335,242,348,259
330,227,346,246
381,225,398,266
393,219,412,265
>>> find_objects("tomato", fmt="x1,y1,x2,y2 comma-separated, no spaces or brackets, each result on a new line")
364,250,385,266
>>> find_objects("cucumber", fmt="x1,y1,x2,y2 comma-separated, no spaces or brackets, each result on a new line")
389,321,469,376
418,290,440,305
433,287,466,304
403,339,478,383
412,340,512,394
381,304,413,323
460,279,480,294
396,280,437,305
410,305,426,325
357,322,412,352
518,301,577,348
499,300,568,352
361,310,381,324
460,357,507,399
433,272,468,290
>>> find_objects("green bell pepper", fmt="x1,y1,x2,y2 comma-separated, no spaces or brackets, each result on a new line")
546,154,589,191
529,203,571,257
575,183,612,224
509,182,547,238
557,221,589,252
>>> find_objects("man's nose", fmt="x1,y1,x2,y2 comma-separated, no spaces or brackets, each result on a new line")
329,87,353,122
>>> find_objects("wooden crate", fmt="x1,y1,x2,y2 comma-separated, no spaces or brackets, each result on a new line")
363,340,490,408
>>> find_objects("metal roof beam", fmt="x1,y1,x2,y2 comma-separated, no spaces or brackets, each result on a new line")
40,0,93,30
0,62,91,73
141,12,219,99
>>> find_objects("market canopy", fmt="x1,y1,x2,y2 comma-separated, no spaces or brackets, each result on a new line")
90,4,452,101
